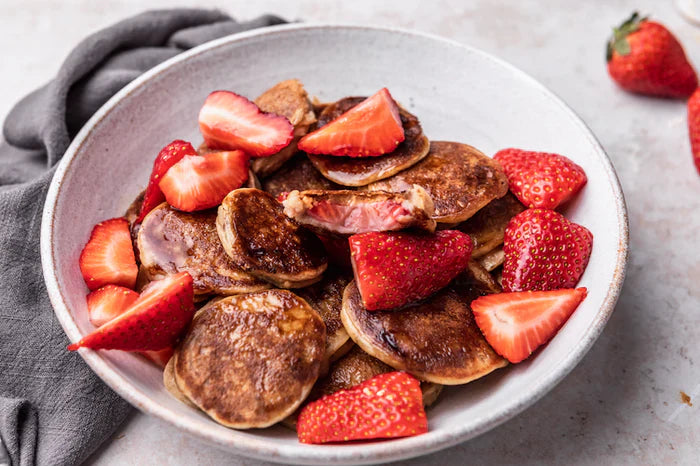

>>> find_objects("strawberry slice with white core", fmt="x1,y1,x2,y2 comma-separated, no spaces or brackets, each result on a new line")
159,150,249,212
298,88,405,157
86,285,139,327
79,218,138,291
136,140,197,223
68,272,195,351
471,287,588,363
198,90,294,157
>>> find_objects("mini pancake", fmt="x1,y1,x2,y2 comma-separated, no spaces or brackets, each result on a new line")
306,97,430,186
252,79,317,178
163,352,196,408
457,260,503,295
174,290,326,429
138,203,269,298
296,269,352,361
341,273,507,385
261,152,343,198
457,192,524,258
216,188,328,288
478,247,504,272
366,141,509,224
282,185,436,235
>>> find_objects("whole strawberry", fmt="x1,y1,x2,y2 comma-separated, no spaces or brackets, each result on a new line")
502,209,593,292
607,12,697,98
687,88,700,174
349,230,472,311
297,371,427,444
494,148,587,210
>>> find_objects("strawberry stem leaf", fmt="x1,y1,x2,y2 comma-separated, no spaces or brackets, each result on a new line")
606,11,647,62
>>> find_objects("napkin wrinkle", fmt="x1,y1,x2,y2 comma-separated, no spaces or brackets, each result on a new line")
0,9,286,466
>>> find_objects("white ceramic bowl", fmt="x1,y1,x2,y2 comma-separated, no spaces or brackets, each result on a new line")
41,24,628,465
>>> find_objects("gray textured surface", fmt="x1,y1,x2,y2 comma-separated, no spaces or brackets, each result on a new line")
1,0,699,465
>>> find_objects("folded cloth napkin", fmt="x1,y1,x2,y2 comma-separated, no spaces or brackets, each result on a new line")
0,9,286,466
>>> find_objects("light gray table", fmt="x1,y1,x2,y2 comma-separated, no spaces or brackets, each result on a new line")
3,1,698,464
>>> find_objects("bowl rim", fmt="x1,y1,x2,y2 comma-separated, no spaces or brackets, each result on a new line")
40,23,629,465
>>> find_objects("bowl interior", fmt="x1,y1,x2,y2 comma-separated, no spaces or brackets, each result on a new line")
43,25,626,464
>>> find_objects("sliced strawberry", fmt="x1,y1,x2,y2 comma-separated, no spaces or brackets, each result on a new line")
79,218,138,291
472,287,588,363
68,272,195,351
86,285,139,327
276,191,290,202
298,88,405,157
494,148,587,210
159,150,249,212
349,230,472,311
502,209,593,292
136,140,197,223
198,90,294,157
297,371,427,444
687,88,700,175
141,347,174,368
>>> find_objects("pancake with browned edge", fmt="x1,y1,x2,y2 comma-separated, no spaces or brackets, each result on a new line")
216,188,327,288
174,290,326,429
341,264,507,384
138,203,269,299
252,79,317,178
261,152,342,198
307,97,430,186
366,141,508,223
457,192,524,258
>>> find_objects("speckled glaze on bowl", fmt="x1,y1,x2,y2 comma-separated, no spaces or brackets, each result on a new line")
40,24,628,465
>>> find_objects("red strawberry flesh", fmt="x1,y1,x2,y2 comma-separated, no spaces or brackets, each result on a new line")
494,148,587,210
687,88,700,175
136,140,197,223
472,287,588,363
297,371,427,444
158,150,249,212
502,209,593,292
67,272,195,351
349,230,472,311
86,285,139,327
298,88,405,157
199,90,294,157
79,218,138,291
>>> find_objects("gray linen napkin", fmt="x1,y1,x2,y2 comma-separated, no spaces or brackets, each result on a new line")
0,9,286,466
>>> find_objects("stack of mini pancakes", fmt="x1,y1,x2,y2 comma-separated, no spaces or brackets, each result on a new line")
126,80,526,430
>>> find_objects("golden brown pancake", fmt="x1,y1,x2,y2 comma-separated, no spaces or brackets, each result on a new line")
296,269,352,361
306,97,430,186
366,141,509,224
478,247,504,272
341,271,507,385
261,153,343,198
137,203,269,298
174,290,326,429
282,185,436,235
163,352,196,408
457,192,524,258
252,79,317,178
216,188,328,288
457,260,503,295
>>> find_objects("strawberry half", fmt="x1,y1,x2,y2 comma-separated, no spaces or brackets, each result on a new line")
68,272,195,351
502,209,593,292
472,287,588,363
349,230,472,311
298,88,405,157
86,285,139,327
297,371,427,444
136,140,197,223
687,88,700,175
79,218,138,291
198,90,294,157
159,150,249,212
494,148,587,210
